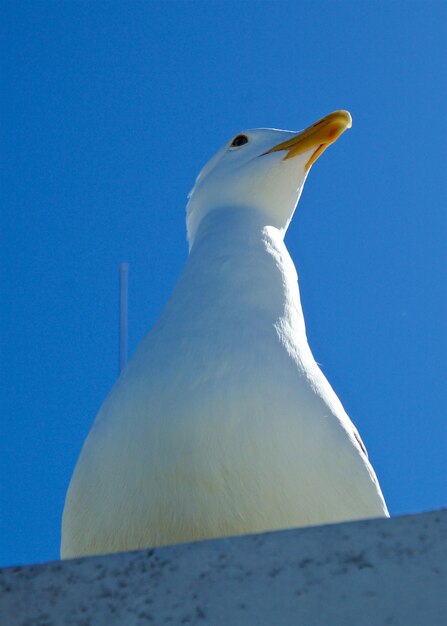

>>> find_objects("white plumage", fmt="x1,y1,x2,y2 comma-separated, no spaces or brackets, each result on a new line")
61,111,388,559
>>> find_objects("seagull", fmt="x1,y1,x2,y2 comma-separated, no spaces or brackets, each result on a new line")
61,110,389,559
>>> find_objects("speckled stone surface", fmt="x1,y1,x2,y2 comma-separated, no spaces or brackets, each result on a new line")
0,510,445,625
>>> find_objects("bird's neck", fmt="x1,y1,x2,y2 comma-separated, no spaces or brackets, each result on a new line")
180,207,306,335
190,206,278,252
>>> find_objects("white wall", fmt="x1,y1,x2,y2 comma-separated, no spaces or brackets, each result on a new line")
0,510,445,625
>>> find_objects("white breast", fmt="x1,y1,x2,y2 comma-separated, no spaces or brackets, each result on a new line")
61,207,388,558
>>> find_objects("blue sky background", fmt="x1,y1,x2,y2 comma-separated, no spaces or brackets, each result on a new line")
1,1,446,567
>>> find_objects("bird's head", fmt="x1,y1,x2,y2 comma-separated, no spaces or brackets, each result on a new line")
186,110,352,249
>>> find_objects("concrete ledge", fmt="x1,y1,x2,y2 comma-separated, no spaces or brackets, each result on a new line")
0,510,445,625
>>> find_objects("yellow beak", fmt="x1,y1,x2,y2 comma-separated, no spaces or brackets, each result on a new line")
264,110,352,170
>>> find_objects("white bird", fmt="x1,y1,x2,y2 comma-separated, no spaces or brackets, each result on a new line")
61,110,389,559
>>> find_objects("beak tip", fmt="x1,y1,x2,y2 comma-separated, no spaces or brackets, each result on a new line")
338,109,352,129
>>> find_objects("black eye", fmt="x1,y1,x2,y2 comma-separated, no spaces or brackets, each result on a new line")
231,134,248,147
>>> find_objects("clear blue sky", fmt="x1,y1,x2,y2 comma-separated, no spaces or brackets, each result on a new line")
1,1,446,568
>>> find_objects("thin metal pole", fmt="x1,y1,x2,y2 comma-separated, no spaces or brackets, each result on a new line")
119,262,129,373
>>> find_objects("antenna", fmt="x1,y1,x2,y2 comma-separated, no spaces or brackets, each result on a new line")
119,262,129,373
